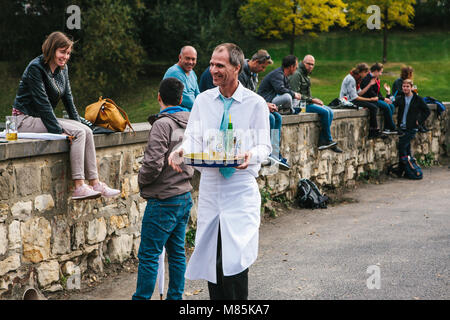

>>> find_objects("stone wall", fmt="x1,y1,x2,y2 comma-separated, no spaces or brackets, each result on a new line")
0,104,447,298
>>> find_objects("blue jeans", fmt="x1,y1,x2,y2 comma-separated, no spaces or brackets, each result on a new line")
306,104,334,143
269,111,282,158
132,192,193,300
376,100,396,130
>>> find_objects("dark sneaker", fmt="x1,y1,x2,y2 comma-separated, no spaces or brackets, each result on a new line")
318,140,337,150
368,129,382,139
418,124,430,133
268,155,291,170
331,145,343,153
382,129,398,135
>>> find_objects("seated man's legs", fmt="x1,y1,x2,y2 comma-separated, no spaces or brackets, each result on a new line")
272,93,293,113
376,100,396,131
269,112,282,159
306,104,334,144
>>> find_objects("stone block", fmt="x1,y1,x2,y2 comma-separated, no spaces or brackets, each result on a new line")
51,216,70,255
86,217,107,245
0,223,7,255
21,217,51,263
36,260,60,288
70,222,85,250
61,261,76,276
0,254,21,276
107,234,133,263
0,167,14,201
8,220,21,250
130,175,139,193
15,166,41,197
35,194,55,213
11,201,32,219
0,203,8,223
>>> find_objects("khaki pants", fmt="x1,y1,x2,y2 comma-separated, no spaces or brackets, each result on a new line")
17,114,98,180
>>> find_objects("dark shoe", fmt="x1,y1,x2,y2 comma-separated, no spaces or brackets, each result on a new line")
418,124,430,133
330,145,343,153
318,140,337,150
368,129,382,139
382,128,398,135
268,155,291,170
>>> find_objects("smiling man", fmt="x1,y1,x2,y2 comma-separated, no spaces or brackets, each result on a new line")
168,43,271,300
163,46,200,111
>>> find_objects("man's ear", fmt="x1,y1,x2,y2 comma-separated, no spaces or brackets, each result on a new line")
178,96,183,106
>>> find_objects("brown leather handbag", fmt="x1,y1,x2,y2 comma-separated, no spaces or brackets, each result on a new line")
85,97,134,133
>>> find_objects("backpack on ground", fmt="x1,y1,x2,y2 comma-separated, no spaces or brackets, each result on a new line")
388,156,423,180
402,156,423,180
296,178,329,209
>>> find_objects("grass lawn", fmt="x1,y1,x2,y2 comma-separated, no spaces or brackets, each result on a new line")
1,29,449,123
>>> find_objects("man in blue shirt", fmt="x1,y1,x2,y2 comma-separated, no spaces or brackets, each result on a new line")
163,46,200,111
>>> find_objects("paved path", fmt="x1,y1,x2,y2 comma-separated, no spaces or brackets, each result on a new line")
51,166,450,300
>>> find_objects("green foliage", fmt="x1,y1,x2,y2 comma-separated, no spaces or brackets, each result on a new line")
71,0,146,107
357,169,381,183
345,0,416,61
239,0,348,39
137,0,257,71
185,227,196,248
260,186,272,207
416,152,436,168
239,0,348,52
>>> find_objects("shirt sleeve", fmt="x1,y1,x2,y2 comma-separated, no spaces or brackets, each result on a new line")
180,98,203,155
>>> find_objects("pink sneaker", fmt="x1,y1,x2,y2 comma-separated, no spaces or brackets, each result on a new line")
93,182,121,198
72,184,102,200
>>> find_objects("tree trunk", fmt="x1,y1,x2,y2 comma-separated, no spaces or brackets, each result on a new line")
382,7,388,63
290,2,298,55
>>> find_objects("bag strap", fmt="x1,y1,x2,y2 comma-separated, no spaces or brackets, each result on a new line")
103,98,135,134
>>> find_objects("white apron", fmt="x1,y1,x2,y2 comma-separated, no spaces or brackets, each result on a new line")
185,168,261,283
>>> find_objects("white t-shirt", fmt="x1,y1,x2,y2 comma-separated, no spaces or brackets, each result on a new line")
340,74,359,101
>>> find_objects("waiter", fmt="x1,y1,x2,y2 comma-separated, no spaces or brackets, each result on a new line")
169,43,271,300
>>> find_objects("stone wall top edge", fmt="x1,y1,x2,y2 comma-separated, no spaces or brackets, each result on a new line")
0,103,447,162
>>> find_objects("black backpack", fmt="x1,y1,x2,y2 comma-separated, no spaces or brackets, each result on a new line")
296,179,329,209
387,156,423,180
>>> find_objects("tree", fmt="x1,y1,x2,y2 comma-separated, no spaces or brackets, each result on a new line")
72,0,146,105
346,0,415,62
238,0,348,54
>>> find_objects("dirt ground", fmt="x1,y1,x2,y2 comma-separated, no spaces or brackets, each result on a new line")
44,161,449,300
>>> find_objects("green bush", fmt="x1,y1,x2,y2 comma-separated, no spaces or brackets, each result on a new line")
71,0,146,107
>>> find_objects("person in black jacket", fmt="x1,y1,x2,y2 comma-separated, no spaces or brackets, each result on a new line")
394,79,431,165
12,31,120,200
360,63,398,135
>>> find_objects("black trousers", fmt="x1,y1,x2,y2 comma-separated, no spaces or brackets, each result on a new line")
353,100,379,129
207,226,249,300
398,128,417,159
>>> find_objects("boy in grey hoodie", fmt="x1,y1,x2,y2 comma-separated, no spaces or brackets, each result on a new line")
133,77,194,300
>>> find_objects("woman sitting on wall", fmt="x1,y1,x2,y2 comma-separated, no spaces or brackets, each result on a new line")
11,31,120,200
340,63,384,139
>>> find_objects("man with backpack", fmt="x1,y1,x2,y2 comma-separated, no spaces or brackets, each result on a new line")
394,79,430,179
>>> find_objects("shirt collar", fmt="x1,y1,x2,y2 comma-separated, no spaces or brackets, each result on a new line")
211,81,244,104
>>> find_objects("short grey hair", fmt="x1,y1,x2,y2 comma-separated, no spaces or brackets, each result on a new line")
213,43,245,74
